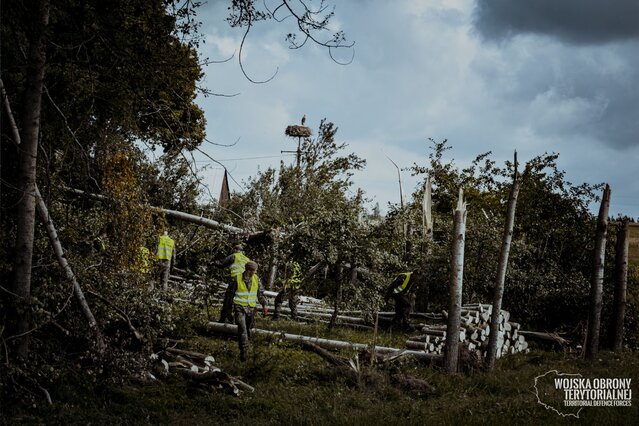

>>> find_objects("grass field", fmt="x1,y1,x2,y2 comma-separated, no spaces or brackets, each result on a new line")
4,316,638,425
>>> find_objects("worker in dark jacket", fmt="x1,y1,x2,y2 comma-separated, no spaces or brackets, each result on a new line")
228,261,268,361
214,244,250,323
385,272,420,331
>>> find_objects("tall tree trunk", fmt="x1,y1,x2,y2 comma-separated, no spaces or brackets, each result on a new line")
611,220,629,353
10,0,50,358
404,221,413,263
267,230,280,290
444,189,466,374
417,177,433,312
486,152,521,371
585,184,611,360
3,75,103,350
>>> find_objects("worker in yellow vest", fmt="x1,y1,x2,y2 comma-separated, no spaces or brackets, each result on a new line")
384,271,421,331
93,227,108,255
229,261,268,361
273,260,303,320
156,230,176,291
214,244,250,323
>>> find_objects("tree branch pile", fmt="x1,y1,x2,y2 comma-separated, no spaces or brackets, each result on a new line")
152,346,254,396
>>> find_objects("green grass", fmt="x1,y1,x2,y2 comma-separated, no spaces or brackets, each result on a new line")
4,316,639,425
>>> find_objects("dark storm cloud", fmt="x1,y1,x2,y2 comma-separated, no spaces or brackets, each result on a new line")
473,0,639,44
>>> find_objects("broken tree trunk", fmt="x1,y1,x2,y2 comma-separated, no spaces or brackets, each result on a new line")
586,184,611,360
302,342,351,367
486,152,520,371
36,186,104,349
444,188,467,374
67,188,268,240
612,220,629,353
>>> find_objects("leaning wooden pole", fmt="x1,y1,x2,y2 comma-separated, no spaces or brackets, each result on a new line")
486,152,521,371
444,188,467,374
611,220,629,353
585,184,611,360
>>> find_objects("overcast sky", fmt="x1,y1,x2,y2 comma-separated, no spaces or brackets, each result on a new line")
192,0,639,218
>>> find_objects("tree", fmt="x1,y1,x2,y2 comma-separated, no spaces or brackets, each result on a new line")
586,184,611,359
6,0,50,358
223,120,370,308
1,0,206,358
486,153,521,371
409,139,603,334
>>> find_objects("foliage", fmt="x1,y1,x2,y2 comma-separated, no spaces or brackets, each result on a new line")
407,139,629,341
219,120,373,302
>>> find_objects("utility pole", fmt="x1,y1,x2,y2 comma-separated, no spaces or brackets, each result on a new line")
284,115,311,168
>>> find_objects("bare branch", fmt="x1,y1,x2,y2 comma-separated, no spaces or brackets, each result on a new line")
196,86,241,98
199,52,235,66
238,19,279,84
329,45,354,65
203,136,240,147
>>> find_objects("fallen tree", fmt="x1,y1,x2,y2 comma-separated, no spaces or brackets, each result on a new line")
206,322,441,362
66,188,268,240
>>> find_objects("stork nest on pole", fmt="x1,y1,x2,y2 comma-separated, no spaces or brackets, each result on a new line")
285,125,311,137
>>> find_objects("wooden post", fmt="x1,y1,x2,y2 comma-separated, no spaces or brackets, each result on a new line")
444,188,467,374
612,220,629,353
486,152,520,371
585,184,611,360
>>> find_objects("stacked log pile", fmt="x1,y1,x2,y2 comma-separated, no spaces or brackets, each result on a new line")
408,303,529,359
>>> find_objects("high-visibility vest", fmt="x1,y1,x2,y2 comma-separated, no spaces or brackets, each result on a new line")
157,235,175,260
393,272,413,294
96,236,106,252
230,252,250,277
289,261,302,290
233,273,259,307
138,246,150,273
